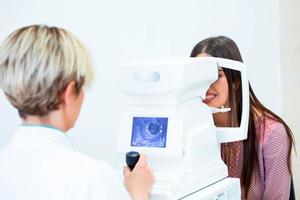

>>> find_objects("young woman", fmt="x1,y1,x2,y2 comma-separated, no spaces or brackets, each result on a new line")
190,36,294,199
0,25,154,200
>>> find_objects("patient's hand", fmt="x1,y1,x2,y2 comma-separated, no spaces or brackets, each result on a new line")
123,155,154,200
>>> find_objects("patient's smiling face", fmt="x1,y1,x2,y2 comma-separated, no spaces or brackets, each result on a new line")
196,53,229,109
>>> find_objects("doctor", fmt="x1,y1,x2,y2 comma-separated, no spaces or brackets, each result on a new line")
0,25,154,200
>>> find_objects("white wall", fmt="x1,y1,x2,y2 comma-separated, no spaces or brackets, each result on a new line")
280,0,300,197
0,0,282,167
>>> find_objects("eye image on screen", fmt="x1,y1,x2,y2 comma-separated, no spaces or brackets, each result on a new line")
131,117,168,148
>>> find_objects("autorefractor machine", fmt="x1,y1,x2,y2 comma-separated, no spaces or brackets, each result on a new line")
117,57,249,200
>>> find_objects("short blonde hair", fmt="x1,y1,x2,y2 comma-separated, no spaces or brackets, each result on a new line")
0,25,94,118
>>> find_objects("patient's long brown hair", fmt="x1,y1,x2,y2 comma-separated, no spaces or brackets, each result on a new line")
190,36,294,198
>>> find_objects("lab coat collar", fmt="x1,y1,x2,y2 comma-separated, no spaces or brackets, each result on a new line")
12,125,73,149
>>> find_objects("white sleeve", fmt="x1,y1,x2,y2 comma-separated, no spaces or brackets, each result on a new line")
89,163,131,200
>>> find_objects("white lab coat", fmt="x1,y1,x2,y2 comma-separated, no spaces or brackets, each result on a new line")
0,125,131,200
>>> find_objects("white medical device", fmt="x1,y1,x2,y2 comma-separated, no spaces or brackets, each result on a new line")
117,57,249,199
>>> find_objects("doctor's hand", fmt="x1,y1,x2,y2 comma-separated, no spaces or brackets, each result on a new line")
123,154,154,200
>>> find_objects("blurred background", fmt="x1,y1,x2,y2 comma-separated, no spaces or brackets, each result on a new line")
281,0,299,196
0,0,298,197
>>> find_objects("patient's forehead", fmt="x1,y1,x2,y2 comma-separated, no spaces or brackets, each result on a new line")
196,53,212,57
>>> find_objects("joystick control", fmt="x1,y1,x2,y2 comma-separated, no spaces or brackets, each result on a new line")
126,151,140,171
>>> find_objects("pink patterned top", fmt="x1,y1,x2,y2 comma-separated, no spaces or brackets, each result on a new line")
222,118,291,200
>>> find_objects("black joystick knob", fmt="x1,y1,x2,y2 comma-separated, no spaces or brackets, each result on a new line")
126,151,140,171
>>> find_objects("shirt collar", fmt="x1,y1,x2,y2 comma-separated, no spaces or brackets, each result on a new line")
12,125,73,149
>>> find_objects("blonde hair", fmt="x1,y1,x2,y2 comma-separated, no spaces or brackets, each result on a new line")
0,25,94,118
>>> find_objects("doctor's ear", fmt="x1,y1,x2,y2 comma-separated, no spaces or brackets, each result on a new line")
60,81,78,105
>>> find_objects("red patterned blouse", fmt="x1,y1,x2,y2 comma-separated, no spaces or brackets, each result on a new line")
222,117,291,199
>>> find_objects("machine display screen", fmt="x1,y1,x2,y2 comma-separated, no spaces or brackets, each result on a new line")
131,117,168,148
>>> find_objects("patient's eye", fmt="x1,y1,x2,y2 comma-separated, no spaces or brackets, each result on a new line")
218,70,225,78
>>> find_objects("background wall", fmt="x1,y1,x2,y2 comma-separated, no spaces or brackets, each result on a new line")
0,0,297,196
280,0,300,197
